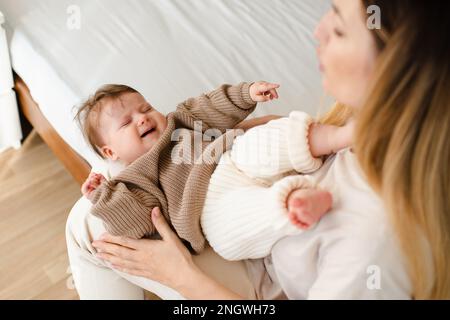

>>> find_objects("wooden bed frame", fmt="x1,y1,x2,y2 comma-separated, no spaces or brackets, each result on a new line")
14,74,91,186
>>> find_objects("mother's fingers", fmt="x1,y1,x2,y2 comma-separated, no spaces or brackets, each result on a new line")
96,251,144,273
92,240,138,262
151,207,177,241
98,233,140,250
111,264,148,278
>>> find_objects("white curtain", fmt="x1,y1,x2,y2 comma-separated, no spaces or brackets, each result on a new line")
0,11,22,153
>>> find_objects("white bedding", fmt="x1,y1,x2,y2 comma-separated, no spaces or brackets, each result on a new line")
1,0,332,169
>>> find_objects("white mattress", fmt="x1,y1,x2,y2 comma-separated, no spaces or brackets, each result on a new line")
1,0,332,169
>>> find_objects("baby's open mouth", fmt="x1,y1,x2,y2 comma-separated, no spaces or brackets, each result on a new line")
141,127,155,138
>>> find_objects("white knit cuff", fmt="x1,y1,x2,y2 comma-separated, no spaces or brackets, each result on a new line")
287,111,323,173
271,175,316,230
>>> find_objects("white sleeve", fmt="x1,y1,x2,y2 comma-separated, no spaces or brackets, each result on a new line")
230,111,323,181
306,230,412,300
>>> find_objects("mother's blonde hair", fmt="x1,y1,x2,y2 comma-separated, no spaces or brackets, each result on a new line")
320,1,450,299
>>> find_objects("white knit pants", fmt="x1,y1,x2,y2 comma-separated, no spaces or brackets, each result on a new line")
201,111,323,261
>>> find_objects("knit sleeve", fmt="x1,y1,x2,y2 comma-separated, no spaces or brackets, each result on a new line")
176,82,257,132
90,180,161,239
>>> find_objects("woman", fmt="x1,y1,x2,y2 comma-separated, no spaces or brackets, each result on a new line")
72,0,450,299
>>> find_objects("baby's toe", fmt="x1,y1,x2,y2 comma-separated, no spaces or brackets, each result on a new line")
288,208,312,229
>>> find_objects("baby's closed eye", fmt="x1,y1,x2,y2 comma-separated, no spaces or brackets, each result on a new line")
143,104,153,112
120,119,131,128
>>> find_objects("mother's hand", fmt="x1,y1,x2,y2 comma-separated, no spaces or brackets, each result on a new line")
92,207,195,290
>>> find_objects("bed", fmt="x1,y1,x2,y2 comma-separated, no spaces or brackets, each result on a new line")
1,0,332,298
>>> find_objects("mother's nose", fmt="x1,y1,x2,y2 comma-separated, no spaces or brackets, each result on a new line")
314,12,331,46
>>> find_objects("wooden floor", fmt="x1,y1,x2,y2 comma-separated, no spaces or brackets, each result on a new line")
0,131,80,300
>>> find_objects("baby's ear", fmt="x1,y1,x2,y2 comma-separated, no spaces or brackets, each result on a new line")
100,146,118,161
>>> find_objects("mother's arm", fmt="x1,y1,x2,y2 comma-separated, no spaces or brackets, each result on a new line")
92,208,244,300
234,114,283,132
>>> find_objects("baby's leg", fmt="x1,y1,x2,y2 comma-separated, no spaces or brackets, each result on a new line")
286,188,333,230
230,111,323,182
203,155,324,260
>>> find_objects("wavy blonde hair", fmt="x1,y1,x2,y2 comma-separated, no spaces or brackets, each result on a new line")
320,1,450,299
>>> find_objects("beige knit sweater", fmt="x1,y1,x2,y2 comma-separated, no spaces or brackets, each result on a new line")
90,83,256,253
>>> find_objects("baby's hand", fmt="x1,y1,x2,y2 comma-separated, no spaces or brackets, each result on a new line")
249,81,280,102
81,172,106,202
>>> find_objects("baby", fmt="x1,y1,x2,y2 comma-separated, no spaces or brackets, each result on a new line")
77,82,353,260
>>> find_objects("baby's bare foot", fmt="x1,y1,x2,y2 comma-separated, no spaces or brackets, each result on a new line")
286,188,333,229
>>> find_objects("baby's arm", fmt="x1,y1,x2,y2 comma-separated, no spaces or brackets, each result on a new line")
81,172,158,238
234,114,283,132
177,82,279,132
87,174,163,239
81,172,106,202
308,118,354,157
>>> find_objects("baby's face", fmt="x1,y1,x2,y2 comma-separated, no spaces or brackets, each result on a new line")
97,92,167,165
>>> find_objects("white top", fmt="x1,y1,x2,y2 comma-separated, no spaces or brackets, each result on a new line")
248,148,420,299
